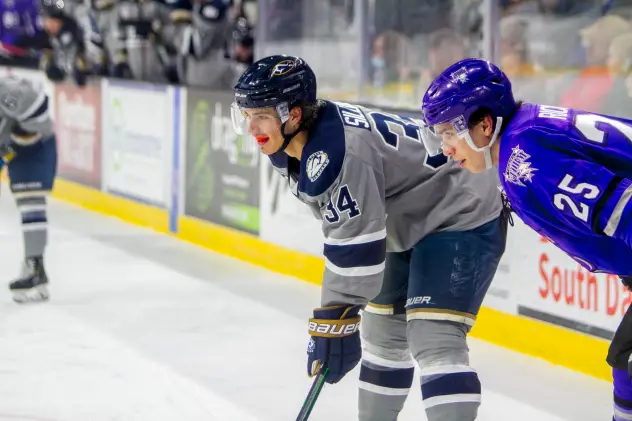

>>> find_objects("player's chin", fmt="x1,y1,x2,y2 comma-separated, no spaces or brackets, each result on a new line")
259,144,278,155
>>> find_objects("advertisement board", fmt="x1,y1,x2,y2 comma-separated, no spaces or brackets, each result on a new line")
513,219,628,339
54,82,102,188
102,80,173,207
184,90,260,234
259,157,324,256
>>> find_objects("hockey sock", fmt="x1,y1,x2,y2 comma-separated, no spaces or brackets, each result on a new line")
16,194,48,258
358,352,414,421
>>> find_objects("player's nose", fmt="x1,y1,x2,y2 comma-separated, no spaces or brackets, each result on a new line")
247,119,257,136
442,144,456,157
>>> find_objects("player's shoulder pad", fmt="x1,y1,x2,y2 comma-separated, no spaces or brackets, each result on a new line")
503,103,584,159
0,77,47,121
0,78,25,116
268,150,288,170
299,101,347,197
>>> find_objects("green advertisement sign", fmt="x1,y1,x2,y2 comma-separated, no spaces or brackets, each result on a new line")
184,90,260,234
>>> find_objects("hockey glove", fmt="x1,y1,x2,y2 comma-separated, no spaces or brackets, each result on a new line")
307,305,362,384
72,55,88,87
40,50,65,82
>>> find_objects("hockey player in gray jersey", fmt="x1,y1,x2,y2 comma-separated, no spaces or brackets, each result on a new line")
232,55,508,421
0,76,57,303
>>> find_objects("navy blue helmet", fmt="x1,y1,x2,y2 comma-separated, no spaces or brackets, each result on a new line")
233,55,317,110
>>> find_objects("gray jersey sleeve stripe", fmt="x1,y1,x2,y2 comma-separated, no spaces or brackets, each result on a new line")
325,227,387,246
324,237,386,268
16,89,46,122
324,260,386,277
20,98,49,125
605,182,632,236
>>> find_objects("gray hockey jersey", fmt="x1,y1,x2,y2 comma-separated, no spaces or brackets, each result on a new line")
269,101,502,307
0,77,53,155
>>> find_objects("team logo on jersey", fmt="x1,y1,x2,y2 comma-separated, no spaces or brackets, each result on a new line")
306,151,330,182
450,67,469,84
0,94,17,111
271,60,296,76
504,145,538,187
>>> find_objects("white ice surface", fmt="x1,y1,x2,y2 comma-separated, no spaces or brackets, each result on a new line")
0,192,613,420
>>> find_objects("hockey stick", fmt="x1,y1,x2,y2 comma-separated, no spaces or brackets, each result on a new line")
295,366,329,421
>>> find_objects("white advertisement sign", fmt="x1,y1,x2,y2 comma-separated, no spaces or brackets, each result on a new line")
259,158,324,256
513,218,628,338
102,80,174,207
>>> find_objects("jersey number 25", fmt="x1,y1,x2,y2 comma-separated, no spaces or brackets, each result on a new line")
553,113,630,222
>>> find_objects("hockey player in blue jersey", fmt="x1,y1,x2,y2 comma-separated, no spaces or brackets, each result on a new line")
232,55,508,420
421,57,632,421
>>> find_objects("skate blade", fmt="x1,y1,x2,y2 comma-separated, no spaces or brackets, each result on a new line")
11,284,49,303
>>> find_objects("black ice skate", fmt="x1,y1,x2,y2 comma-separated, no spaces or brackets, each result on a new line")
9,256,49,303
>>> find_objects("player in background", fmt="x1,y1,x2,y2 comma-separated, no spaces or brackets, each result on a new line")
0,76,57,303
232,55,508,421
421,57,632,421
38,0,106,86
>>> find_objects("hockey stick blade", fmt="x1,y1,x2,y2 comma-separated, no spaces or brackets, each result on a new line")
295,367,328,421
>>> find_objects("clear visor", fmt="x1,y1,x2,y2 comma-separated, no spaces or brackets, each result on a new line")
231,102,249,135
426,114,503,168
230,101,291,136
419,124,444,157
425,114,486,155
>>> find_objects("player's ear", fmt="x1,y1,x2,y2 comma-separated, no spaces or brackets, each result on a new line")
289,106,303,127
481,114,494,137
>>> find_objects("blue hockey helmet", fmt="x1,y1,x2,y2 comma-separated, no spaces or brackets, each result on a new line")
420,58,516,169
231,54,317,137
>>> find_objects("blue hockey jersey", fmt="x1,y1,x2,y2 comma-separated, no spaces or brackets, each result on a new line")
499,103,632,275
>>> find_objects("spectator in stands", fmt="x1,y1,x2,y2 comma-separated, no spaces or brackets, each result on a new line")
226,17,253,70
178,0,235,89
369,30,410,90
499,15,534,78
602,32,632,116
108,0,181,83
417,28,465,92
560,13,632,111
88,0,117,77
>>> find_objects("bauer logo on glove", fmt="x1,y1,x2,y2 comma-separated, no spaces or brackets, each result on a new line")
308,317,361,337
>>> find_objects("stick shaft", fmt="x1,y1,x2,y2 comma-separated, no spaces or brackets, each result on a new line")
295,368,328,421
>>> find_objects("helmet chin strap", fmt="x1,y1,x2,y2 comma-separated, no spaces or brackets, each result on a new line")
276,120,305,153
464,117,503,170
483,117,503,170
273,101,306,154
